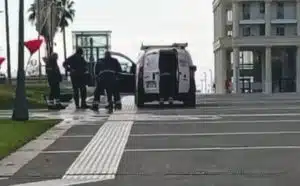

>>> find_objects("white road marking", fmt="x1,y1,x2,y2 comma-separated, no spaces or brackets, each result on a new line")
201,106,300,111
61,135,94,138
200,99,300,104
135,119,300,124
130,131,300,137
109,114,221,121
202,119,300,124
219,113,300,117
10,178,107,186
41,150,81,154
125,146,300,152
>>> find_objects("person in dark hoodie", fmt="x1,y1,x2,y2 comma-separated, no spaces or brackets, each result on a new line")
45,52,65,110
63,48,89,109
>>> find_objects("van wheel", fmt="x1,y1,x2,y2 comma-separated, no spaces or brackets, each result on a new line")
184,92,196,107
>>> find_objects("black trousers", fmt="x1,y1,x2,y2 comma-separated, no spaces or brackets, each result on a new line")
93,81,104,102
159,75,175,100
114,79,121,104
48,78,60,101
101,74,117,106
71,74,87,107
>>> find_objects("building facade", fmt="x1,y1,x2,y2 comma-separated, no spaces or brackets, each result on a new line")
213,0,300,94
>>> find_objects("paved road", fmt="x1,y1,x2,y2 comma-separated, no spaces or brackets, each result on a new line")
2,94,300,185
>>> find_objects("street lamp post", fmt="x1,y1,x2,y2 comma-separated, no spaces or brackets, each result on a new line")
4,0,12,84
203,72,207,93
12,0,28,121
209,69,213,92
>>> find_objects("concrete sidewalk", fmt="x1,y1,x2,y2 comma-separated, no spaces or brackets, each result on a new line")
0,96,134,186
3,94,300,186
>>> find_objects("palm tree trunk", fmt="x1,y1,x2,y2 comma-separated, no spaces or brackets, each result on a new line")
4,0,11,84
63,27,67,78
12,0,28,121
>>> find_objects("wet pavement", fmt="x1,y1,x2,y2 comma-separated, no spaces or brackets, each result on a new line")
2,94,300,185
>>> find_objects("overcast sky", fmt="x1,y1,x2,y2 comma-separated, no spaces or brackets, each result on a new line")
0,0,214,85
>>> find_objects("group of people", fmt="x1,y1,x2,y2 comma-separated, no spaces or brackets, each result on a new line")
45,47,122,113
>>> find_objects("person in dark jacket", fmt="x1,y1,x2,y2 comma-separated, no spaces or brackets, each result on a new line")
45,53,65,110
91,51,122,112
63,48,89,109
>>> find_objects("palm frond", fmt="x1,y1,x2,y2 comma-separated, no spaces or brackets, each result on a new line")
28,3,36,24
67,1,75,9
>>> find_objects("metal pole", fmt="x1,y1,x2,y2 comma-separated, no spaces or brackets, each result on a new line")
4,0,11,84
203,72,207,93
37,0,42,77
200,79,204,93
12,0,28,121
209,69,213,92
50,2,53,55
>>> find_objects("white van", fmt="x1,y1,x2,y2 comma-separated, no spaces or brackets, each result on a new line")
135,43,197,107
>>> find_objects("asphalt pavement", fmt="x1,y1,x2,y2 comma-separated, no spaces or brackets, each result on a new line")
2,93,300,186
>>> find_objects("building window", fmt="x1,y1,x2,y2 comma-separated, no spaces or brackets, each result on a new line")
276,25,285,36
259,24,265,36
240,51,254,70
243,26,251,36
259,2,265,14
277,2,284,19
227,30,233,37
227,10,232,22
242,3,250,19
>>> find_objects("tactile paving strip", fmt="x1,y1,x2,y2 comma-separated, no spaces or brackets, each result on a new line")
63,121,133,180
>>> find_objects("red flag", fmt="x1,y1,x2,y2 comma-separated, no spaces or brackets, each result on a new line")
24,39,43,55
0,57,5,65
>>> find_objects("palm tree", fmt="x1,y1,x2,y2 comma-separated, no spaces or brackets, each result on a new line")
28,0,75,77
57,0,75,62
57,0,75,77
28,0,61,56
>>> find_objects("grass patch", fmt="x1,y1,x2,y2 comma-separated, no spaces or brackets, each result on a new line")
0,119,61,160
0,84,72,110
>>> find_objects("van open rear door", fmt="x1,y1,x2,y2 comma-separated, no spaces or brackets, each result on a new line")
177,51,191,93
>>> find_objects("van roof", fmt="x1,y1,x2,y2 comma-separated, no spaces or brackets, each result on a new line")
144,48,188,55
140,43,188,50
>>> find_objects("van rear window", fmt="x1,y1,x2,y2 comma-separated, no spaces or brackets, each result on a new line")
145,53,159,70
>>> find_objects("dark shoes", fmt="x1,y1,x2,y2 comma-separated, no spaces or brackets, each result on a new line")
81,104,90,109
105,103,122,110
91,104,99,111
75,103,89,110
115,103,122,110
105,103,114,114
48,103,66,110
